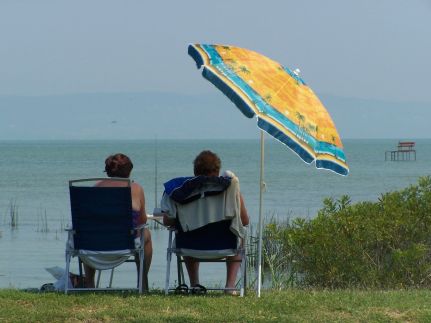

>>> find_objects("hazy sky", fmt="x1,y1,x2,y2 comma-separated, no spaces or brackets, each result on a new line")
0,0,430,139
1,0,430,101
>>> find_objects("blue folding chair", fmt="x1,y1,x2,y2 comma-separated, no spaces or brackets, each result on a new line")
163,176,247,296
165,220,246,295
65,178,146,294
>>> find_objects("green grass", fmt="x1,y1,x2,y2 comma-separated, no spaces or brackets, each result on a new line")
1,289,431,322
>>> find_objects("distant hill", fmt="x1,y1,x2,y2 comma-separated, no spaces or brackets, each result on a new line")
0,92,429,140
321,95,431,139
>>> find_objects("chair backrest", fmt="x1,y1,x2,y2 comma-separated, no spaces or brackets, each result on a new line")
69,178,134,251
175,220,237,251
163,175,243,252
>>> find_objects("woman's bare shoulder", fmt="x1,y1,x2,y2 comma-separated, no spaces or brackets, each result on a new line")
131,181,144,192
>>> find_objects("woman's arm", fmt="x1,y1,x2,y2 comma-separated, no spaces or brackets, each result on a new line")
239,194,249,226
139,186,147,224
132,182,147,224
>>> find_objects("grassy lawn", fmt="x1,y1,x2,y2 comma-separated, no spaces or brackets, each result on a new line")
1,289,431,322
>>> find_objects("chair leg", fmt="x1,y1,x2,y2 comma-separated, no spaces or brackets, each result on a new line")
165,252,172,295
138,227,146,294
109,269,114,288
243,257,247,296
138,249,144,294
78,258,83,286
65,253,71,294
177,256,184,286
240,249,246,297
165,230,173,295
96,270,102,288
180,259,185,286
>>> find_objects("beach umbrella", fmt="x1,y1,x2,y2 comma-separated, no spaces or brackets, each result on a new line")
188,44,348,296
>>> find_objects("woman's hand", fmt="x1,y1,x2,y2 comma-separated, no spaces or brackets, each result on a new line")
163,213,176,227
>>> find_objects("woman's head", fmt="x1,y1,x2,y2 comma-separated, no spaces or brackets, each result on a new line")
104,153,133,178
193,150,221,176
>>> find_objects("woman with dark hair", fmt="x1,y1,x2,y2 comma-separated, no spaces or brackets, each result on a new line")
83,153,153,291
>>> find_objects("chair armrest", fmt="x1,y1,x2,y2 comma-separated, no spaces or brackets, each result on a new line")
135,224,148,230
65,227,75,236
132,224,148,250
133,224,147,236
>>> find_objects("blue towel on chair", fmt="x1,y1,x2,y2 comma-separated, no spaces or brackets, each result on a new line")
163,176,231,205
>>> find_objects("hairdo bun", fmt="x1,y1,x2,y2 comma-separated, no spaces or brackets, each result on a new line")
104,153,133,178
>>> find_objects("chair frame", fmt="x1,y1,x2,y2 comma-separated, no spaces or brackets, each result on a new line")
65,177,146,294
164,226,247,296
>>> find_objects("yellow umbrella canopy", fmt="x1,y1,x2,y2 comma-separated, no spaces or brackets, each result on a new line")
188,44,348,175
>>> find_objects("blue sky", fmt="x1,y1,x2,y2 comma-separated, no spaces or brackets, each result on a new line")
0,0,430,139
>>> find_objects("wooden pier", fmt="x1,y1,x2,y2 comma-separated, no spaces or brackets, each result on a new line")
385,141,416,161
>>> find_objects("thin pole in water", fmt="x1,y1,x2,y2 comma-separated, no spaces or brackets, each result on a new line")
256,130,265,297
154,136,158,208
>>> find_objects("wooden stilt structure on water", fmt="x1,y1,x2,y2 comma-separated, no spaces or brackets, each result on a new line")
385,141,416,161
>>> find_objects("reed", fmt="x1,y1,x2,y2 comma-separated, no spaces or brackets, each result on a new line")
8,199,19,228
245,213,297,290
262,217,296,289
36,208,49,232
59,212,67,231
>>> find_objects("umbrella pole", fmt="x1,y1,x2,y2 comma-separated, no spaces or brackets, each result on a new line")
154,136,158,208
256,130,265,297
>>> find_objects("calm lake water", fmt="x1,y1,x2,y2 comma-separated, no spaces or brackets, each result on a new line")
1,139,430,289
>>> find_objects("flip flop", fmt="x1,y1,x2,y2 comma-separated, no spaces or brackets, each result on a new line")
190,284,207,295
174,283,189,295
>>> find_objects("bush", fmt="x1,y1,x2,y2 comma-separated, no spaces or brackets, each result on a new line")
264,176,431,288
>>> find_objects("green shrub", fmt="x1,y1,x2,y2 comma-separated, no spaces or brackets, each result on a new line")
264,176,431,288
